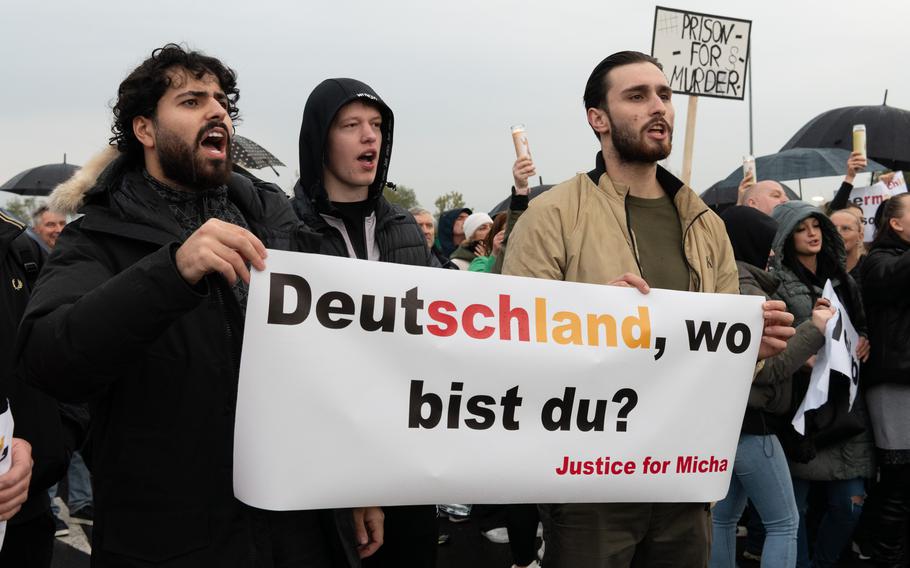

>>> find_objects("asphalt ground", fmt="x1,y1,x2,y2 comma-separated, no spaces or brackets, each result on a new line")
49,514,871,567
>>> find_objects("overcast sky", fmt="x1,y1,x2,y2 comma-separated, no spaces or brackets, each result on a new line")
2,0,908,212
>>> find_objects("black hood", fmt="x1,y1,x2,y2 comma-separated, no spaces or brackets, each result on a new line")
436,207,472,258
721,206,778,270
295,78,394,211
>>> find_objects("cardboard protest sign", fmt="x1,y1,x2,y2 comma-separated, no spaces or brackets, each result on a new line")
234,251,763,510
885,170,907,195
651,6,751,100
849,171,907,241
793,281,860,435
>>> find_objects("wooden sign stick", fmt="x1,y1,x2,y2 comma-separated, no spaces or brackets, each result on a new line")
681,95,698,186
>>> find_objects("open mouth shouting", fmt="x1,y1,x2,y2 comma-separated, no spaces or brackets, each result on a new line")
199,125,229,160
644,120,671,141
357,149,378,170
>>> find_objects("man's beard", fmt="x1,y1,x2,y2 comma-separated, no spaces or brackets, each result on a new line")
156,121,232,190
607,110,672,164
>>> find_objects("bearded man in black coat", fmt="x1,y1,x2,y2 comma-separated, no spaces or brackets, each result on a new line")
16,44,362,568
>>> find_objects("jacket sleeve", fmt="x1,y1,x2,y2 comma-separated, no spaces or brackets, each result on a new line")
754,320,824,387
844,273,868,337
861,248,910,298
16,229,207,402
830,181,854,211
501,198,566,280
492,191,528,274
714,226,740,295
468,255,495,273
752,320,824,415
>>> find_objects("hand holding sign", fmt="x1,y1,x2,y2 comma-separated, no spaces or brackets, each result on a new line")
175,218,268,285
793,281,861,434
607,273,651,295
811,298,836,333
353,507,384,558
856,336,870,362
0,438,31,523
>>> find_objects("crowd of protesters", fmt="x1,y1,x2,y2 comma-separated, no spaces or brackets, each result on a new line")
0,42,908,568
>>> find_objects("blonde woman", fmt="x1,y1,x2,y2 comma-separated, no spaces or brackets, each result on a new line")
829,205,866,281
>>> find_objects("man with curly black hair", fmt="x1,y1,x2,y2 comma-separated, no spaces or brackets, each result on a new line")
16,44,361,567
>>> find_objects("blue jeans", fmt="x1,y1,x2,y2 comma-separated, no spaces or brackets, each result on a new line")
711,434,799,568
792,477,864,568
49,451,92,515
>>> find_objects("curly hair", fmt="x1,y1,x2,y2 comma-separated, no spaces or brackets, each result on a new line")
109,43,240,163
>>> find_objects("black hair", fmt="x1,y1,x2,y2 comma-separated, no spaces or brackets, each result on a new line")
583,51,663,140
583,51,663,111
781,213,842,287
109,43,240,163
872,192,910,246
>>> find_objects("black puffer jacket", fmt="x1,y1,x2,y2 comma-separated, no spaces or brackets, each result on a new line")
860,231,910,388
292,78,435,267
436,208,472,258
16,153,358,567
0,210,71,524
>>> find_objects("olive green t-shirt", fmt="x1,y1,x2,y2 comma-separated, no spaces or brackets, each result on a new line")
626,194,690,292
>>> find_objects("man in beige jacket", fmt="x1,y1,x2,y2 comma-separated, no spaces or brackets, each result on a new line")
502,51,794,568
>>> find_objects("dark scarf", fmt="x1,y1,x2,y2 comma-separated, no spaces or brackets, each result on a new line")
143,170,251,308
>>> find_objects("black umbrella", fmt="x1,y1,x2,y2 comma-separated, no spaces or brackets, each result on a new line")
231,135,285,175
702,147,886,208
701,181,800,212
1,162,80,196
781,104,910,171
489,185,553,215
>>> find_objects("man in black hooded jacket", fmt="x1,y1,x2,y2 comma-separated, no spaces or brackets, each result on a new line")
436,208,471,259
291,78,438,567
16,45,360,568
0,208,59,567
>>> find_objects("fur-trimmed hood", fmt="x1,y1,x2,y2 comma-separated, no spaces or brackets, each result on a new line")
50,146,120,215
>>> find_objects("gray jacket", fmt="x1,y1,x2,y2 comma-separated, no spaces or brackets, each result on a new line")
739,262,826,415
769,201,874,480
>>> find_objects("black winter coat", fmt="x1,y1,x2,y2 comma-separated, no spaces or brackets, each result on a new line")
860,232,910,388
16,159,355,567
293,193,436,266
0,211,70,524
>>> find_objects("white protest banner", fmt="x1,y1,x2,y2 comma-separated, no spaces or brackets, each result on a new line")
849,171,907,241
233,251,764,510
651,6,751,100
793,280,860,435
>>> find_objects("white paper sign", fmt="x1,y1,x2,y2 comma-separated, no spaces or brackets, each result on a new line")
793,281,860,435
0,402,14,551
651,6,752,100
849,171,907,242
234,251,763,510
